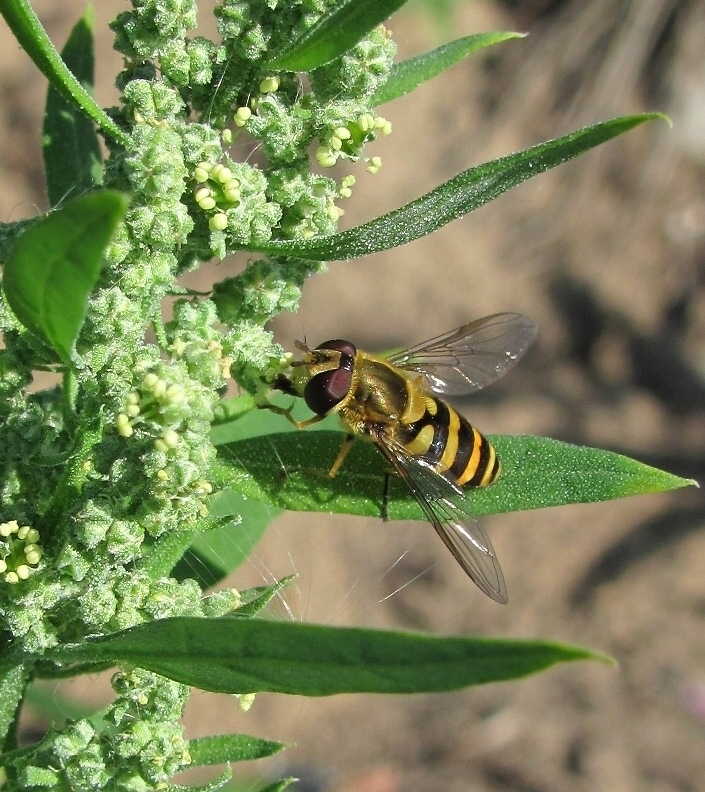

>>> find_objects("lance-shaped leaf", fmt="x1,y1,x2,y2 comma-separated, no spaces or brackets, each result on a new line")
241,114,666,260
259,779,297,792
233,577,295,619
268,0,410,71
0,0,127,145
2,191,129,367
43,8,103,207
45,617,608,696
372,31,525,106
187,733,284,765
170,492,279,587
213,431,695,520
168,767,232,792
0,657,32,749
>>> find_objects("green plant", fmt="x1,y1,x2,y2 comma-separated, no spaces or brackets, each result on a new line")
0,1,693,789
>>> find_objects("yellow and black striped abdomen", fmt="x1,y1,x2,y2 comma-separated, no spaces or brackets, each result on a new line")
400,397,500,488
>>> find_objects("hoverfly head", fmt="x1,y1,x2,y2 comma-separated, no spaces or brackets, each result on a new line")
293,338,357,416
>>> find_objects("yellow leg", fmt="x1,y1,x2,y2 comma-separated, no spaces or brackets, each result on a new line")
259,399,325,430
260,397,354,478
293,414,326,430
328,433,355,478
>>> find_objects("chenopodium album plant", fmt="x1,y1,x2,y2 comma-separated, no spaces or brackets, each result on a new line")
0,0,694,789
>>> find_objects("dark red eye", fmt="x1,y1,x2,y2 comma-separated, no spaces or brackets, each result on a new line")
304,368,353,414
303,339,356,415
316,339,357,360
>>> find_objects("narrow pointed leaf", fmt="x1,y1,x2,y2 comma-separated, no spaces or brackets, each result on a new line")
43,8,103,207
211,393,326,442
140,526,199,581
24,680,95,723
2,191,129,366
170,515,269,587
0,0,127,145
268,0,410,71
173,768,232,792
259,779,297,792
170,490,279,586
0,658,31,749
187,733,284,765
45,617,608,696
372,31,525,106
234,577,295,619
214,431,695,520
242,114,666,260
170,544,235,589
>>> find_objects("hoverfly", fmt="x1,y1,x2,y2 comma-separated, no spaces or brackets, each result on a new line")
272,313,537,603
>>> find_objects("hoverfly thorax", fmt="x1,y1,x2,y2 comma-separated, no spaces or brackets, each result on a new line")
291,339,357,416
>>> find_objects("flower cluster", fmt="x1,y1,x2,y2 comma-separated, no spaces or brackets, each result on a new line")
0,520,42,584
103,0,396,376
116,370,188,448
314,113,392,172
19,669,192,790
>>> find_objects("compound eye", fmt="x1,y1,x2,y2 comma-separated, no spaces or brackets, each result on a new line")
316,339,357,359
304,368,353,415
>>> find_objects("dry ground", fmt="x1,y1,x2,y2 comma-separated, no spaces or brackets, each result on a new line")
2,1,705,790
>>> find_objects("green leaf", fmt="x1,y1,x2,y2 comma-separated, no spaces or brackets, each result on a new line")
140,526,199,581
188,733,284,765
43,8,103,207
242,114,667,260
258,779,297,792
24,680,95,724
170,547,223,589
170,515,270,588
268,0,410,71
0,657,31,750
211,394,331,443
174,768,233,792
372,31,525,106
234,577,295,619
2,191,129,366
45,617,607,696
171,494,279,588
214,431,695,520
0,0,127,145
212,393,257,426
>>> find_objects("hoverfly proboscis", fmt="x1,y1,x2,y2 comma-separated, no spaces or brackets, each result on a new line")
270,312,537,604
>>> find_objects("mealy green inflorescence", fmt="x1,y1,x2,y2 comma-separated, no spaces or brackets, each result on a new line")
19,669,192,790
0,1,396,788
1,0,395,642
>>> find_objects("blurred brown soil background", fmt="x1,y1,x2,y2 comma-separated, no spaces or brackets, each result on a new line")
3,1,705,790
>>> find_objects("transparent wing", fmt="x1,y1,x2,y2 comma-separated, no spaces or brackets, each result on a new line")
373,429,508,604
388,312,537,396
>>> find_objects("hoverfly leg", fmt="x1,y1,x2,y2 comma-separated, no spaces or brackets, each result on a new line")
258,396,326,430
296,414,328,430
328,433,355,478
257,398,296,423
381,472,391,522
